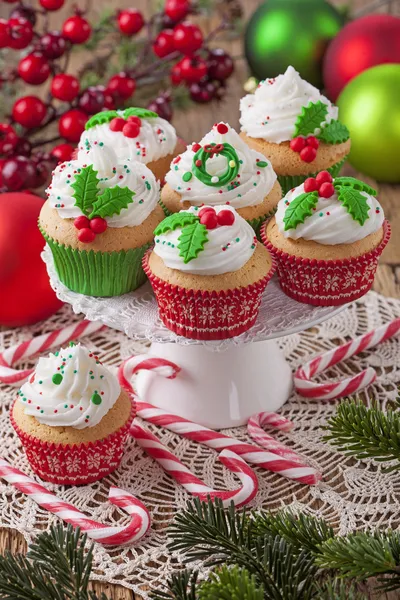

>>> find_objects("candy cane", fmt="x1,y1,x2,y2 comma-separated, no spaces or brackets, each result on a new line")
131,423,258,507
247,412,307,464
0,320,106,386
0,458,150,546
294,317,400,400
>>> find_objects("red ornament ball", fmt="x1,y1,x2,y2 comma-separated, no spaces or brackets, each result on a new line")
62,15,91,44
153,29,175,58
51,74,80,101
165,0,190,22
207,48,234,81
0,193,63,326
58,109,88,143
0,19,11,48
319,182,335,198
217,209,235,226
8,17,33,49
118,9,144,36
89,217,107,233
173,22,203,55
107,73,136,100
12,96,47,128
18,53,50,85
323,14,400,101
178,55,207,83
299,146,317,163
303,177,319,193
39,0,64,10
51,143,75,162
40,31,66,59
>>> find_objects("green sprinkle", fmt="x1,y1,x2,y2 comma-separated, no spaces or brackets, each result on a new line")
38,380,43,384
69,341,76,347
99,142,104,146
52,373,63,385
182,171,192,182
74,370,77,374
100,375,104,379
90,376,95,380
256,160,268,168
145,181,151,190
64,404,68,409
91,393,102,405
236,237,240,242
55,352,59,357
319,212,323,217
40,410,44,414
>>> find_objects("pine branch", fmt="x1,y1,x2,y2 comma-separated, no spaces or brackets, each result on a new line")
151,570,199,600
198,566,264,600
0,553,65,600
314,578,367,599
324,400,400,470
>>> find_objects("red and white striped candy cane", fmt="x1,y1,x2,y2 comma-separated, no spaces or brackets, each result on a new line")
131,423,258,507
0,320,106,386
294,317,400,400
0,458,150,546
247,412,308,464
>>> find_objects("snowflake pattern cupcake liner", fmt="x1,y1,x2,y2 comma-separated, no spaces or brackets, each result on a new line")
277,157,347,195
261,220,391,306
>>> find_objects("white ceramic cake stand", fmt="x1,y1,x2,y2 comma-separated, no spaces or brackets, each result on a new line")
43,245,345,429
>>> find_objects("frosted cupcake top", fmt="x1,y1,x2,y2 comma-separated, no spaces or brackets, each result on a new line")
275,174,384,245
240,66,349,145
165,122,277,208
153,205,257,275
18,344,120,429
79,107,177,166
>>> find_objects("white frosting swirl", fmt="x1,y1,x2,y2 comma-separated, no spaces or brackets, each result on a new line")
46,142,159,227
239,66,338,144
275,183,384,245
165,122,277,208
79,110,177,165
154,206,257,275
18,344,120,429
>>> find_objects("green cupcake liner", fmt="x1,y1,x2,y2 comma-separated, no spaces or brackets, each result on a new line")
247,207,277,240
277,157,348,195
42,229,150,297
159,199,173,217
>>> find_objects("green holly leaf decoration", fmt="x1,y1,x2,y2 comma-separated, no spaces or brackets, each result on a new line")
71,165,100,215
85,110,119,130
154,212,199,236
318,120,350,144
336,186,370,226
283,191,319,231
89,186,134,219
124,107,158,120
334,177,377,196
294,101,329,137
178,222,208,264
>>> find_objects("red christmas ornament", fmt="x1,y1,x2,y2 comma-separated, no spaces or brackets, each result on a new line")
39,0,65,10
178,55,207,83
51,143,75,162
207,48,234,81
58,109,88,143
62,15,91,44
40,31,66,59
173,22,203,55
89,217,107,233
118,9,144,36
12,96,47,128
0,192,63,327
18,53,50,85
323,14,400,101
8,17,33,49
217,209,235,226
0,19,11,48
153,29,174,58
107,73,136,100
165,0,190,22
51,74,80,102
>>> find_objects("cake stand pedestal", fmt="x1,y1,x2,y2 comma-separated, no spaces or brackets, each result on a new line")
43,246,345,429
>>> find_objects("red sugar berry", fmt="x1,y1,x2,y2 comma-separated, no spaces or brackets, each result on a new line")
198,206,215,219
123,122,140,138
217,209,235,226
127,115,141,126
200,210,218,229
109,117,125,132
216,123,228,134
306,136,319,149
299,146,317,163
74,215,90,230
192,143,201,152
303,177,319,193
78,228,95,243
90,217,107,233
319,182,335,198
290,137,306,153
315,170,333,185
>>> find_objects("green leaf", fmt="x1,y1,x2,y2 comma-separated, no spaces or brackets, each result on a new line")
336,186,370,226
124,107,158,120
318,120,350,144
89,186,134,219
334,176,377,196
178,222,208,264
154,212,199,236
293,100,329,137
85,110,119,130
71,165,99,215
283,191,319,231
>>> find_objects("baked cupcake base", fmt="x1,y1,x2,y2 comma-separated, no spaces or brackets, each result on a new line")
148,138,187,184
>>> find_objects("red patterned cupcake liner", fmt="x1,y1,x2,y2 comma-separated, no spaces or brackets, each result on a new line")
11,399,135,485
261,220,391,306
143,250,276,340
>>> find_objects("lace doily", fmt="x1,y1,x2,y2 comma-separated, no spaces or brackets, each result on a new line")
1,291,400,597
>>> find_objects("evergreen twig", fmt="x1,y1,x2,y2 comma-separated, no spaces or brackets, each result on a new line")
198,565,264,600
151,570,199,600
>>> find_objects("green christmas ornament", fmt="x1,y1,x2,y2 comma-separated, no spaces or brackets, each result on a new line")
244,0,345,89
337,64,400,183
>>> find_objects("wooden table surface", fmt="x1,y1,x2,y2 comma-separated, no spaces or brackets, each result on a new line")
1,0,399,598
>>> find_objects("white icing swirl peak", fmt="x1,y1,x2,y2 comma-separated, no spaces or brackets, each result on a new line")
165,122,277,208
79,110,177,165
46,141,160,227
275,182,384,245
154,206,257,275
18,344,120,429
239,66,338,144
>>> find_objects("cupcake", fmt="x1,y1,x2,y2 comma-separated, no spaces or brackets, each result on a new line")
262,173,390,306
11,343,134,484
144,205,275,340
78,107,186,182
160,122,281,237
40,140,164,297
239,66,351,194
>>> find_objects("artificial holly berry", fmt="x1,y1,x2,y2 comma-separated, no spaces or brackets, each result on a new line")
153,29,174,58
18,53,50,85
173,22,203,54
2,156,36,191
189,80,216,103
14,138,32,157
217,209,235,226
78,87,104,114
89,217,107,233
122,122,140,138
306,136,319,149
107,73,136,100
51,74,80,102
58,109,88,143
40,0,64,10
62,15,91,44
299,146,317,163
303,177,319,193
12,96,47,128
78,228,95,243
109,117,125,132
3,0,19,3
200,209,218,229
0,124,18,156
10,6,36,26
118,9,144,36
315,170,333,186
74,215,90,230
40,31,66,58
289,137,306,153
30,158,50,188
8,17,33,49
0,19,10,48
178,55,207,83
207,49,234,81
147,95,173,121
170,63,182,85
318,182,335,198
51,143,74,162
165,0,190,22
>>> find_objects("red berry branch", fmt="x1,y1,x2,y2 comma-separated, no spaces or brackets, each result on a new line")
0,0,239,193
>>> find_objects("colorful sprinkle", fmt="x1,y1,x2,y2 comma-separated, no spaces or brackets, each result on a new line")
52,373,63,385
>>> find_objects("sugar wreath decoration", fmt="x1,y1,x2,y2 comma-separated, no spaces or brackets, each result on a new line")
184,142,240,187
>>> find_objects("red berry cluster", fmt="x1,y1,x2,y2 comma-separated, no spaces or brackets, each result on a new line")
74,215,107,244
289,136,320,163
109,116,142,138
199,206,235,230
303,171,334,198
